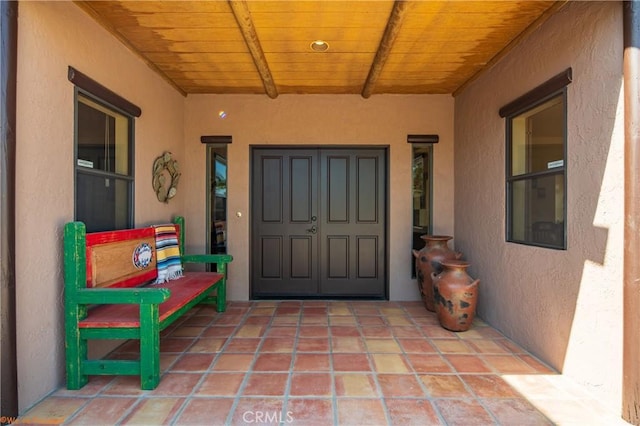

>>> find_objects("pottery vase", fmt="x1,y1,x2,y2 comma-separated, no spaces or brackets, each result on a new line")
432,259,479,332
412,235,462,312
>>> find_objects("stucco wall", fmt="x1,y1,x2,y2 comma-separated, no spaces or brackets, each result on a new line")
183,94,455,302
454,1,623,410
16,1,185,412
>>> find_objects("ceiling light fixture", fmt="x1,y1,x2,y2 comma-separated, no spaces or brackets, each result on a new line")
310,40,329,52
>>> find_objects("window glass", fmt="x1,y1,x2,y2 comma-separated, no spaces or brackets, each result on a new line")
75,92,133,232
507,93,566,249
412,145,432,276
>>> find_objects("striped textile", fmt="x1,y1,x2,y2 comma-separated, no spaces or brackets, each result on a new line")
154,224,183,284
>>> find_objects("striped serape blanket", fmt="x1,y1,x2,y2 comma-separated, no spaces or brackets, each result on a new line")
154,224,183,284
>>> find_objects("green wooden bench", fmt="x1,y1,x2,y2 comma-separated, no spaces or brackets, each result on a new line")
63,216,232,390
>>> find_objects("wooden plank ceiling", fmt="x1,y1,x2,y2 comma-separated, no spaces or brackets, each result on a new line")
75,0,565,98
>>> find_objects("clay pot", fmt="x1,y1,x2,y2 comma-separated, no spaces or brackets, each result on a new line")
412,235,462,312
432,260,479,332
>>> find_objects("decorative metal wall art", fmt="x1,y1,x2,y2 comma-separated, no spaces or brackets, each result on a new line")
152,151,181,203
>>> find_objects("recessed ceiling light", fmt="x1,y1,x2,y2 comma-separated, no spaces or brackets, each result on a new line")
310,40,329,52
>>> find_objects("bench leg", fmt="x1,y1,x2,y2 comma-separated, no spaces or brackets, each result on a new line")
66,316,88,389
139,304,161,390
216,280,226,313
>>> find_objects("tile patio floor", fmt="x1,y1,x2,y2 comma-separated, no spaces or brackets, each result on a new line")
20,301,628,425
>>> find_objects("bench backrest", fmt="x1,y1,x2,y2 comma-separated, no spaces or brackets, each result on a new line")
64,221,184,291
85,227,158,288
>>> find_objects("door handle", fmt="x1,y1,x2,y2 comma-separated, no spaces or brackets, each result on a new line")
306,225,317,234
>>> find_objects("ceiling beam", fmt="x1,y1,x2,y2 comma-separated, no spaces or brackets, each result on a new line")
228,0,278,99
361,0,411,99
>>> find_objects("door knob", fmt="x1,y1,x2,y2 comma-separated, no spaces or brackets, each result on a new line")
306,225,317,234
311,215,317,222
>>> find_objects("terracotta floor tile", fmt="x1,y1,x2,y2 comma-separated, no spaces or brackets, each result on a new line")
235,324,267,338
431,338,474,353
332,336,366,353
328,305,353,315
52,376,113,397
181,315,213,327
301,316,329,325
519,354,557,373
475,326,507,339
286,398,334,426
289,373,333,396
406,354,453,373
149,373,202,396
434,398,495,426
303,307,328,316
482,398,554,425
275,306,302,316
271,316,300,326
380,306,405,316
377,374,426,397
337,398,387,425
170,353,215,372
335,373,379,397
159,337,194,353
297,337,330,352
454,328,486,339
250,306,276,316
421,325,458,338
420,374,472,398
67,396,137,425
169,326,205,337
299,325,329,338
18,396,87,424
461,374,522,398
201,326,237,338
330,326,362,337
174,398,234,425
385,399,442,426
398,338,436,353
358,316,387,326
230,398,286,425
161,354,180,372
266,326,298,337
293,353,331,371
194,372,245,396
361,326,394,338
242,373,289,396
212,353,255,371
465,338,511,354
445,354,492,373
102,376,146,396
371,353,411,373
224,338,261,353
385,315,413,326
261,336,296,352
121,397,183,425
253,353,293,371
365,338,403,353
330,315,358,325
244,316,272,325
351,305,380,315
214,314,245,325
333,353,372,372
187,338,226,353
390,326,422,338
483,354,538,374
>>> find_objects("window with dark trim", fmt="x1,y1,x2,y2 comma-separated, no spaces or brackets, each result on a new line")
70,68,138,232
503,69,571,249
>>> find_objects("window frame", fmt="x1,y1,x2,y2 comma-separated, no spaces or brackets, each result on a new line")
505,88,568,250
73,87,135,231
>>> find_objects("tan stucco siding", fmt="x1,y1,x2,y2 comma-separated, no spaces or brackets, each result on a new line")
454,0,624,410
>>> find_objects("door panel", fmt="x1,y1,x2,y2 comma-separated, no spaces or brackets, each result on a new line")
319,150,386,296
252,147,386,298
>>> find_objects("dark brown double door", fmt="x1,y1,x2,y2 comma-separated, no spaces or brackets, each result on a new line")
251,147,387,298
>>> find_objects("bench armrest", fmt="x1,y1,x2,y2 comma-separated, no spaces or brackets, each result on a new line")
181,254,233,264
74,287,170,305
